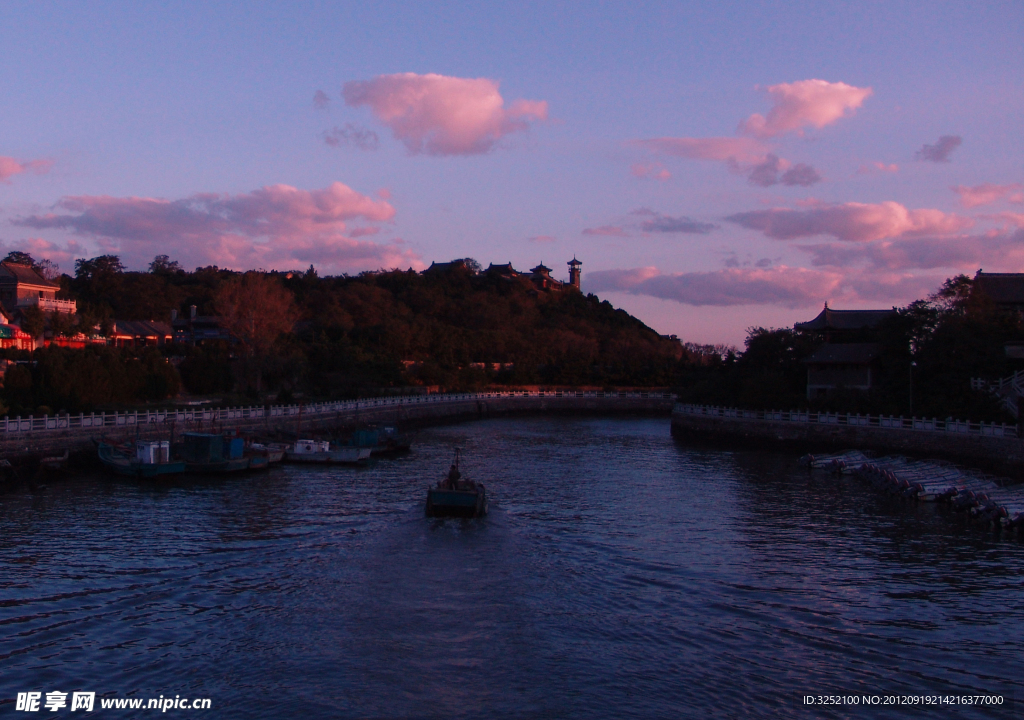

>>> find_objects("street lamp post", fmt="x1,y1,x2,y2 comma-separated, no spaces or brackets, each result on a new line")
909,361,917,416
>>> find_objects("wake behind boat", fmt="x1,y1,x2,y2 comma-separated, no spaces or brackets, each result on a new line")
426,449,487,518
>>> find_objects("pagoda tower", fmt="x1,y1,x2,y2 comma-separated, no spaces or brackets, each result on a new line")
567,257,582,290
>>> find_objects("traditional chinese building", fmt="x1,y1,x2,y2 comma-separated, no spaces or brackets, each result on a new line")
794,303,896,343
803,343,882,399
0,262,76,315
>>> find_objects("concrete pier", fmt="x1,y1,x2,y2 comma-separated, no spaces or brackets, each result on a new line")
672,403,1024,479
0,391,675,466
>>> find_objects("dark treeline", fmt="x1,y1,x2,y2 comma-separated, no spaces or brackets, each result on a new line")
2,253,1015,422
1,254,687,415
676,275,1018,423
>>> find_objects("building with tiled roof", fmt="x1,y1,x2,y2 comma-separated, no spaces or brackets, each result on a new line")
0,262,76,315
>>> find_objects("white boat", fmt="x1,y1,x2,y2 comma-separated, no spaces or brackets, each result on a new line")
285,439,372,465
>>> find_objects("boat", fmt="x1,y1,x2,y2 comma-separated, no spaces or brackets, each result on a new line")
348,425,412,456
285,439,372,465
97,440,186,478
426,449,487,518
180,433,251,474
249,441,286,464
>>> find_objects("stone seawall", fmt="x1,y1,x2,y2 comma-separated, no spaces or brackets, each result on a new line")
671,406,1024,479
1,393,674,467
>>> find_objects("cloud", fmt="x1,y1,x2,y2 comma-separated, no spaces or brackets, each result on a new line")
0,156,52,183
799,227,1024,272
13,182,419,273
727,201,972,242
738,80,873,138
587,263,946,308
586,265,845,308
638,213,717,234
745,154,822,187
857,161,899,175
529,235,557,243
632,136,768,164
630,162,671,181
342,72,547,156
323,123,380,151
952,182,1024,208
582,225,629,237
313,90,330,110
916,135,962,163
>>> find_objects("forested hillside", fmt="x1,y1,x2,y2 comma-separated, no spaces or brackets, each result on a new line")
0,254,687,414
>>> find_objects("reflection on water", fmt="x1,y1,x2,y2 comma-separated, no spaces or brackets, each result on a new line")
1,417,1021,719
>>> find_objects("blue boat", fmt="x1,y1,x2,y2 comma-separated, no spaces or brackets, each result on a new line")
181,433,251,474
426,449,486,518
98,441,186,478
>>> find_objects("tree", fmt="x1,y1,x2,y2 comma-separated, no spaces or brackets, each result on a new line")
3,251,36,266
215,272,297,391
19,305,45,340
149,255,182,275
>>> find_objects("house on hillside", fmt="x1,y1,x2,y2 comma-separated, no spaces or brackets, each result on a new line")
803,343,882,399
172,307,233,344
0,307,33,350
0,262,76,316
110,320,174,348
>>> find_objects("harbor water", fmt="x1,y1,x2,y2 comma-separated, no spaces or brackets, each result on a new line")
1,417,1022,718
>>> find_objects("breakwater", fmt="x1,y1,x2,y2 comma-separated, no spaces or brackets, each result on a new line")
0,391,674,463
672,403,1024,478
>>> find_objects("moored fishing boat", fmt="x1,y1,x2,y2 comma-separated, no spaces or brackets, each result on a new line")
249,442,286,464
98,440,186,478
285,439,371,465
426,449,486,518
181,433,251,474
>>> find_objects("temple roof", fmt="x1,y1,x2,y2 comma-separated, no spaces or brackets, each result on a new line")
795,305,896,332
973,271,1024,305
0,262,59,289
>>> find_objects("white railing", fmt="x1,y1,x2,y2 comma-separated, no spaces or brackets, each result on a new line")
971,369,1024,419
673,403,1018,439
0,390,675,436
16,297,77,314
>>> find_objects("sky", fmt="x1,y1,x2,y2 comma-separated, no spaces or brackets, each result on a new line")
1,1,1022,346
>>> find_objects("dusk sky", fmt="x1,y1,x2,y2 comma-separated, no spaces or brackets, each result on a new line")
2,2,1022,346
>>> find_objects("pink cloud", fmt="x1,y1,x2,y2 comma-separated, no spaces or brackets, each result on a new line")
632,136,768,164
349,226,381,238
630,162,671,181
0,156,52,183
586,265,846,308
799,228,1024,272
727,201,972,242
14,182,420,273
952,183,1024,208
587,263,946,308
582,225,629,237
342,72,547,156
857,162,899,175
738,79,873,138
